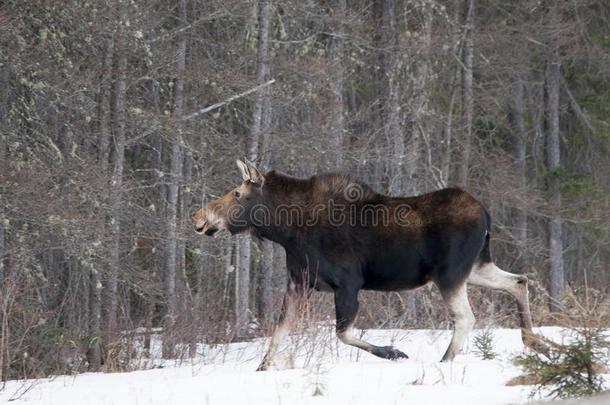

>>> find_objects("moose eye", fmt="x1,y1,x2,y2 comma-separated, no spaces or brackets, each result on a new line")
234,190,241,198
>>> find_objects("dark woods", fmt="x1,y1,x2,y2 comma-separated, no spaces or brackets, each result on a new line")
1,0,609,379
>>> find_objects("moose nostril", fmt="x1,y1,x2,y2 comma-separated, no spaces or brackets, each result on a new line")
195,225,204,233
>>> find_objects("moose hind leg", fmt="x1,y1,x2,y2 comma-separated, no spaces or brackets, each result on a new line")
335,287,408,360
440,282,475,362
467,262,546,352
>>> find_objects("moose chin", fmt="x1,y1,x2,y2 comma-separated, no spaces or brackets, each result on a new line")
193,159,547,371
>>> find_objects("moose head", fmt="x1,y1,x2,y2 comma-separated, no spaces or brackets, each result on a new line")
193,160,265,237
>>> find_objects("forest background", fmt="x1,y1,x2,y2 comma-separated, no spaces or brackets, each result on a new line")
0,0,608,379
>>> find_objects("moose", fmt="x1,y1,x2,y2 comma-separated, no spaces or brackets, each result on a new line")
193,160,544,371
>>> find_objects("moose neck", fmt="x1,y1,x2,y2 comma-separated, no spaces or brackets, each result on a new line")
249,172,311,247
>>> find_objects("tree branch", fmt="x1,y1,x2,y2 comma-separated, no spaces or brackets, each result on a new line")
560,76,596,135
182,79,275,121
125,79,276,146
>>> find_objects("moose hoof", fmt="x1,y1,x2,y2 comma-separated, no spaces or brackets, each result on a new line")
440,350,457,362
526,337,551,356
375,346,409,360
522,330,552,356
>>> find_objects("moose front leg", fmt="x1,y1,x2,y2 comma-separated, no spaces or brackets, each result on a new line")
257,280,299,371
335,287,408,360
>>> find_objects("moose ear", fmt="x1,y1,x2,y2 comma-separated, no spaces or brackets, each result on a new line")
236,159,250,182
244,159,265,186
236,159,265,186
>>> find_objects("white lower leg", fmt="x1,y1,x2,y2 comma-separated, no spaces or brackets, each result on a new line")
442,283,475,361
337,326,408,360
258,285,298,370
468,262,533,330
265,323,290,360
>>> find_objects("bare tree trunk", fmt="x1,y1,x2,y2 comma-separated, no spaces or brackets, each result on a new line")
512,77,528,272
260,240,275,324
405,3,432,195
222,239,233,326
235,234,251,336
328,0,346,169
442,68,459,187
104,19,127,341
383,0,404,197
181,154,196,356
0,65,8,382
0,214,4,285
236,0,271,337
441,4,463,187
0,64,9,172
248,0,271,162
379,0,417,323
163,0,188,358
98,39,114,176
257,0,275,328
144,79,163,355
88,37,114,371
455,0,475,188
195,137,209,318
544,6,564,310
0,64,10,286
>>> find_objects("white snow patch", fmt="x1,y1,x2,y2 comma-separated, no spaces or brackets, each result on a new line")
1,327,608,405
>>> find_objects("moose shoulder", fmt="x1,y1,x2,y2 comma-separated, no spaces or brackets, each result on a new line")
193,160,544,371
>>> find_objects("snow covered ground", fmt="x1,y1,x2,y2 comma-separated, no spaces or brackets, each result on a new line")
1,327,608,405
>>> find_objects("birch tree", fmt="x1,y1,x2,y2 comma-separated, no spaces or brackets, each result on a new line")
163,0,188,358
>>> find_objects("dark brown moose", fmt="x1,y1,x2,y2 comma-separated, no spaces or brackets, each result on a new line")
193,160,544,371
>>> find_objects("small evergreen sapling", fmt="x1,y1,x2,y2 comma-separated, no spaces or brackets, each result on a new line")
473,329,497,360
513,327,608,399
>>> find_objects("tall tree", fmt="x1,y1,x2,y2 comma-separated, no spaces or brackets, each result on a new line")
163,0,188,358
512,77,529,271
380,0,418,322
0,64,10,286
455,0,475,188
104,4,127,341
248,0,272,163
236,0,272,336
0,64,8,171
88,36,114,371
544,3,565,311
0,65,8,381
383,0,405,197
405,2,432,195
328,0,346,169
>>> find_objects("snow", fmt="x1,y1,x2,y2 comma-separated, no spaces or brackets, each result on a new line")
1,327,608,405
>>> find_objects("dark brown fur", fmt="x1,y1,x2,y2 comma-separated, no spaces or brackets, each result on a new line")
194,162,541,370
